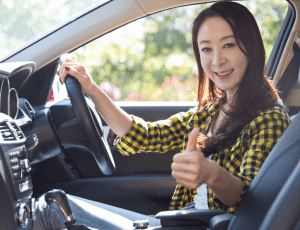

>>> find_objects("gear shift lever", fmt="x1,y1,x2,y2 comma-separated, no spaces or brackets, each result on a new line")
44,189,91,229
45,189,76,227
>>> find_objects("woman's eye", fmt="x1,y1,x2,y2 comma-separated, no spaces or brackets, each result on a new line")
224,43,235,48
201,47,211,52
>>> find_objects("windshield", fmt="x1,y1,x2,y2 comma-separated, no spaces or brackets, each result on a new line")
0,0,110,61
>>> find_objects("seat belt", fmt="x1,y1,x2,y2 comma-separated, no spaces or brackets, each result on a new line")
276,42,300,101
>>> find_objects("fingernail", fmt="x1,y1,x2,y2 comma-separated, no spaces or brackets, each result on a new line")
65,66,70,71
56,71,59,75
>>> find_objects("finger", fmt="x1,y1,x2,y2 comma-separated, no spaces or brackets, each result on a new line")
173,152,200,164
59,61,81,69
171,171,199,189
172,170,195,182
58,62,84,78
61,56,77,64
58,62,79,75
61,62,79,67
72,64,87,74
171,162,199,174
186,127,200,152
59,65,84,84
60,63,84,73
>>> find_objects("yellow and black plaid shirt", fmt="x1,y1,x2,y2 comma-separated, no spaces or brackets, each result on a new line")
116,98,290,213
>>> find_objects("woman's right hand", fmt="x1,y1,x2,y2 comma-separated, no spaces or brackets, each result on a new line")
58,57,97,95
58,56,133,138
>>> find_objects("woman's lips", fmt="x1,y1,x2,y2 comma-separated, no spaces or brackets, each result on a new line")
215,69,234,79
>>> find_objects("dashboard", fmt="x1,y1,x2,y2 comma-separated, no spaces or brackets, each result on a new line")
0,62,38,229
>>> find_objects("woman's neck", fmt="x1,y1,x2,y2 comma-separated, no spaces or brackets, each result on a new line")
210,100,232,134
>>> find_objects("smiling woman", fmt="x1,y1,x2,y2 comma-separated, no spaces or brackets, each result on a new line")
170,1,290,212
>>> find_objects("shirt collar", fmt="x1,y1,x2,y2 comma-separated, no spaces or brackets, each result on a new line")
198,94,225,117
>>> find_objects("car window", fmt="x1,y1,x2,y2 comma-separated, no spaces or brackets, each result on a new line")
51,0,289,102
0,0,111,61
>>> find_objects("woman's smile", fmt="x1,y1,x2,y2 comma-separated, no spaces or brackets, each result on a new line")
215,69,234,79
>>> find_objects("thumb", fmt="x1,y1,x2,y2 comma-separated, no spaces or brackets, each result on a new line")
185,127,200,153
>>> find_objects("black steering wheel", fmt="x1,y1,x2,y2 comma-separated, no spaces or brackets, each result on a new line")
59,55,115,175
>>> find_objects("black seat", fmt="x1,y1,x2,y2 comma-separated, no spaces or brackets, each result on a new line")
259,143,300,230
155,111,300,230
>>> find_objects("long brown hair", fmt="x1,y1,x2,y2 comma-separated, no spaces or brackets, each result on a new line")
192,2,281,156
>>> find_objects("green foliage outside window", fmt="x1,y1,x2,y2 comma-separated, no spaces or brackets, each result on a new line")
73,1,288,101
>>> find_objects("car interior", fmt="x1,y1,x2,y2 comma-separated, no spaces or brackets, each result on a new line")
1,0,300,229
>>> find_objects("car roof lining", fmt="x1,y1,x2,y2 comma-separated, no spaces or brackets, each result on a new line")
136,0,208,14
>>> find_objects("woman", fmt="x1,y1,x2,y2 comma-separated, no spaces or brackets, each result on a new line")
34,1,290,229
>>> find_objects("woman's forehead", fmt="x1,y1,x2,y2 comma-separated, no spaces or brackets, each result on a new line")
197,16,234,42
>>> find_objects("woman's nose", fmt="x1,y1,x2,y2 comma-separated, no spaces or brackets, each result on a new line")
212,49,226,67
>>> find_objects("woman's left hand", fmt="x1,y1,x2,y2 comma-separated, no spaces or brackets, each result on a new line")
171,127,214,189
58,57,97,95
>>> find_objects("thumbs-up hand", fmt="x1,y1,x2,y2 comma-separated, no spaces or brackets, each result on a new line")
171,127,212,189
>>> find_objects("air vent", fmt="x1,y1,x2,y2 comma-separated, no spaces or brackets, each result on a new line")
0,121,25,143
0,123,15,140
24,100,35,118
11,123,25,140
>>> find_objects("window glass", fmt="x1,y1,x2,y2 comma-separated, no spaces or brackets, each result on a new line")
0,0,110,61
73,4,207,102
51,1,289,102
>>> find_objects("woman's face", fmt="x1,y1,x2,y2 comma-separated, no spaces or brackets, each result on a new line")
197,16,248,101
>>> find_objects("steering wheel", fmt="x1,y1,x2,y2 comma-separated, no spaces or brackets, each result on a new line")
59,54,115,175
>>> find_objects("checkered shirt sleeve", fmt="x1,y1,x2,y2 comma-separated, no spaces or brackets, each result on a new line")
116,107,197,156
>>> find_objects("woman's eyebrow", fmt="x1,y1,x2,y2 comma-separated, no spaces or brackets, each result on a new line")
220,35,235,41
199,35,235,44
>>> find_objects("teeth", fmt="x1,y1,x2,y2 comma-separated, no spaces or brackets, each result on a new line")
217,69,233,76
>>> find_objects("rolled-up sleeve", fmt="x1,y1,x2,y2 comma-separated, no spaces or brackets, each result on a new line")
116,108,197,156
219,109,290,213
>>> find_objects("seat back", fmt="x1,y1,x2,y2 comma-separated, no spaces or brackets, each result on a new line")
228,112,300,230
259,155,300,230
